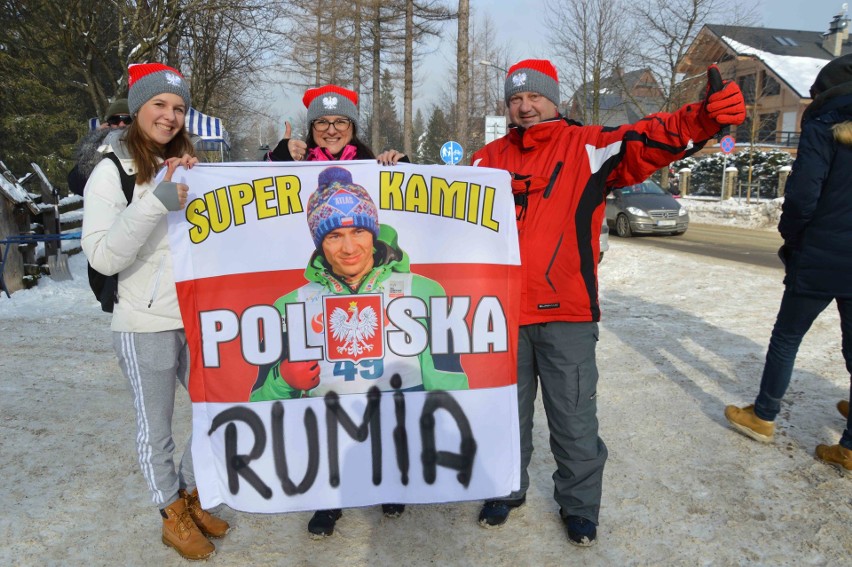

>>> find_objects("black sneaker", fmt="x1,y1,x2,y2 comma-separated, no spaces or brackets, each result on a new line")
307,509,342,538
562,513,597,547
381,504,405,518
477,495,526,528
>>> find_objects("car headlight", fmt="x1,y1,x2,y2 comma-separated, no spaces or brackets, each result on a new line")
678,206,688,216
626,206,649,217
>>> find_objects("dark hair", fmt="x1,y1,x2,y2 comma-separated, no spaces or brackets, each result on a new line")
306,123,375,159
125,118,195,184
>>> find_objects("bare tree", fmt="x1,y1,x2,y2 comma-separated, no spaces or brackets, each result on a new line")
545,0,636,125
455,0,470,155
401,0,452,155
629,0,760,110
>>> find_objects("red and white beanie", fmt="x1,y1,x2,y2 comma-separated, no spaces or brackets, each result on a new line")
504,59,560,107
128,63,191,115
303,85,359,127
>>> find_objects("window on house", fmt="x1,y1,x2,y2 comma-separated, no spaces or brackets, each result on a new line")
738,74,756,103
736,116,752,141
758,112,779,143
773,36,799,47
761,73,781,96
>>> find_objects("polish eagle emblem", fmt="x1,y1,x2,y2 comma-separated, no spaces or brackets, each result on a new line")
512,72,527,87
322,96,339,110
329,300,378,358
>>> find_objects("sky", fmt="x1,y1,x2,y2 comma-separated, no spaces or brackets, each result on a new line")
263,0,844,147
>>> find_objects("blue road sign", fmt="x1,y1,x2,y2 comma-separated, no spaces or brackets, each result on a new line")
440,141,464,165
720,135,735,154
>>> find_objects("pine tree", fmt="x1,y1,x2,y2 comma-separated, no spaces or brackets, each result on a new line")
421,106,453,165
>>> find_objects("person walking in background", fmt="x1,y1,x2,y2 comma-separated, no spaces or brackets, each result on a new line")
725,54,852,476
263,83,408,537
67,98,133,197
81,63,229,560
264,84,405,166
471,59,745,546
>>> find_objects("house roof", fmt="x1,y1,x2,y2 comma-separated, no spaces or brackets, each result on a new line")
706,24,852,60
569,68,665,126
702,24,852,98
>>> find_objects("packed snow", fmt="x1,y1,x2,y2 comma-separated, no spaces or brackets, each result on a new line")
1,198,850,566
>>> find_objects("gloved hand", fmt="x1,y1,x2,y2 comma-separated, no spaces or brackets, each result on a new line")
704,65,746,126
277,359,320,391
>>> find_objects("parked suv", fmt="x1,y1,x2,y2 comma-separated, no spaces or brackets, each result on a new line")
606,180,688,237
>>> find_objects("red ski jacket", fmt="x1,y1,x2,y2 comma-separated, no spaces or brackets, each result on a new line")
472,104,719,325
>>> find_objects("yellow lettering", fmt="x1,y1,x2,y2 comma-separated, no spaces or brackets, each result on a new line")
255,177,277,220
229,183,254,226
204,188,232,233
466,183,481,224
186,198,210,244
481,186,499,232
430,178,467,220
380,171,405,210
275,175,303,214
405,174,429,213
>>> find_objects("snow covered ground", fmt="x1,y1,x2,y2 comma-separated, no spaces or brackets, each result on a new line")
1,199,850,566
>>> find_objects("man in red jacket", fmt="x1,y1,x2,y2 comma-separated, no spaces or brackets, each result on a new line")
471,59,745,546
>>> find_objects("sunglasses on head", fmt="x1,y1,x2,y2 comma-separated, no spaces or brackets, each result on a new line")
106,114,133,126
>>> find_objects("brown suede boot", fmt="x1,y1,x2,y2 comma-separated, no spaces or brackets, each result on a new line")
180,488,231,539
815,444,852,475
838,400,849,419
724,404,775,443
162,496,215,560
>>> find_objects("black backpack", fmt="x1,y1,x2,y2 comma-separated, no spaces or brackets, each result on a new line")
88,152,136,312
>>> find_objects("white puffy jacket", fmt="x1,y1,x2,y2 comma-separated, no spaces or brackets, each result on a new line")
81,130,182,332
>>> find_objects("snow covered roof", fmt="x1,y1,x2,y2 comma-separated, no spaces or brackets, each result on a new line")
0,173,31,205
721,36,830,97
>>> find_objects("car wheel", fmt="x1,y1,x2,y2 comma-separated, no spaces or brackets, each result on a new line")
615,214,632,238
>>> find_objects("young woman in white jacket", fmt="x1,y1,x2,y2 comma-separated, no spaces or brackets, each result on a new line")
81,63,228,561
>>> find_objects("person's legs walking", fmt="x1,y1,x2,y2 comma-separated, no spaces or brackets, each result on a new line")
753,289,831,421
815,298,852,473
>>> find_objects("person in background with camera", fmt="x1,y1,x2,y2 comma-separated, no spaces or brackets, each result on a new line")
67,98,133,197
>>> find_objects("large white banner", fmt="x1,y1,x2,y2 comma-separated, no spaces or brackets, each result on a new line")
167,160,521,512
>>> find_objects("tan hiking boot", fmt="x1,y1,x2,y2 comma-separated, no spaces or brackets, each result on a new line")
838,400,849,419
815,444,852,475
162,496,215,560
724,404,775,443
180,488,231,539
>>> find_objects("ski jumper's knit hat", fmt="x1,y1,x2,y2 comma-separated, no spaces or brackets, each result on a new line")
303,85,359,128
504,59,561,107
306,166,379,248
128,63,191,115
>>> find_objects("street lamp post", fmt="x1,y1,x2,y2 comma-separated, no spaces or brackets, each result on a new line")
479,60,507,115
479,60,509,144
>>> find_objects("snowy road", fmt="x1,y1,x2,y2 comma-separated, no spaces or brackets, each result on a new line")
614,223,785,269
1,241,850,566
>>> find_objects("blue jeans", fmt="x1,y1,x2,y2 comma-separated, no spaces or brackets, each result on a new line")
754,289,852,449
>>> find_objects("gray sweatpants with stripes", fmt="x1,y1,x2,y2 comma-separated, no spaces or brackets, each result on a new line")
113,330,194,509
